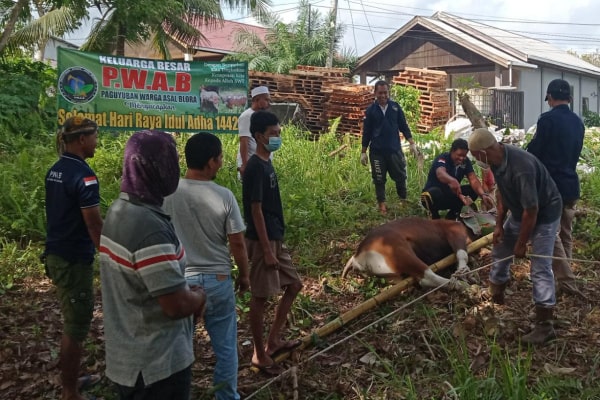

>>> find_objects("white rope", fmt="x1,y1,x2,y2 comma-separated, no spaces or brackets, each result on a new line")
244,255,513,399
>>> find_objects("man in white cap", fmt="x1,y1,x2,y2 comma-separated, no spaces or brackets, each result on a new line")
469,128,562,345
237,86,272,177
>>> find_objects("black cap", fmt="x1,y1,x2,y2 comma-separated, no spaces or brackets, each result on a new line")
545,79,571,101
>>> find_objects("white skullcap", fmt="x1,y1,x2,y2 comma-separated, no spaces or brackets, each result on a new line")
251,86,269,98
469,128,497,151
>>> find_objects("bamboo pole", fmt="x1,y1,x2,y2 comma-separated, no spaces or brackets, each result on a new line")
274,233,494,362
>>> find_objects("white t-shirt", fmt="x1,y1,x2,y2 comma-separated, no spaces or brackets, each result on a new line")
236,107,273,168
236,107,257,168
163,179,246,275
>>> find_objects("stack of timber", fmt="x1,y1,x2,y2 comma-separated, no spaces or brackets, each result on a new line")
250,66,371,135
322,83,373,135
392,67,451,133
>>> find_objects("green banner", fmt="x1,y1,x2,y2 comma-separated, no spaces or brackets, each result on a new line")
57,48,248,133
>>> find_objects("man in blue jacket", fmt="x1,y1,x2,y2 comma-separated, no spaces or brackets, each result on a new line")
527,79,585,297
361,80,420,214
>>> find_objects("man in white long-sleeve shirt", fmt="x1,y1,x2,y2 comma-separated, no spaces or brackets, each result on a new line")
237,86,271,178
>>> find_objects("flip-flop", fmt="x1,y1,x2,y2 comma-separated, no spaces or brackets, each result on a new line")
78,374,101,391
251,362,285,376
267,339,302,358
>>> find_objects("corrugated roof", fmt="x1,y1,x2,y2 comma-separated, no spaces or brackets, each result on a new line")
434,12,600,76
356,12,600,78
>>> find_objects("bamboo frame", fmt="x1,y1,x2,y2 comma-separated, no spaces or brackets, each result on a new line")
274,233,494,362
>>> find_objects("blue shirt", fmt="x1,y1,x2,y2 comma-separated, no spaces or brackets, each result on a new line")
362,100,413,154
45,153,100,263
423,152,474,192
527,104,584,202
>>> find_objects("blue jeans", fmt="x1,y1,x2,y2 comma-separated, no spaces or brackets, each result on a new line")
186,273,240,400
490,215,559,307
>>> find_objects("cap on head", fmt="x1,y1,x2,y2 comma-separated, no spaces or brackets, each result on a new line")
468,128,497,152
545,79,570,101
251,86,269,98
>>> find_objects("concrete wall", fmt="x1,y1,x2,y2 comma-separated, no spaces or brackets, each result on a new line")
519,67,600,128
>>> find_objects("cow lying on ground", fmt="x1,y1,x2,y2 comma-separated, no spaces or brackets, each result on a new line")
342,218,470,289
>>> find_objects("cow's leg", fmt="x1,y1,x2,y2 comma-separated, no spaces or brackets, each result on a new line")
445,225,470,277
393,248,450,288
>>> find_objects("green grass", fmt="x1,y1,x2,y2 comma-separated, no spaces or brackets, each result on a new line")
2,123,600,399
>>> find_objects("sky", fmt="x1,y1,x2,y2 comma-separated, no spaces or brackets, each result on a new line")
222,0,600,57
65,0,600,58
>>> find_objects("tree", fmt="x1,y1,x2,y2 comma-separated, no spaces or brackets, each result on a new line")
80,0,270,57
568,48,600,68
225,0,357,74
0,0,87,56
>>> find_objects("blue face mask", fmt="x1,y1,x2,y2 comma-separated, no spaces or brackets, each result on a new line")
264,136,282,152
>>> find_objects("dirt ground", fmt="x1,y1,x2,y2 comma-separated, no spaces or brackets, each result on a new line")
1,248,599,399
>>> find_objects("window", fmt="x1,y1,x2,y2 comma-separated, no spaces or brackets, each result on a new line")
583,97,589,114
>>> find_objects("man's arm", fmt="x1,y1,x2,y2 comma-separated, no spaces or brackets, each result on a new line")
467,171,494,208
239,136,250,175
526,117,549,157
396,104,413,142
228,231,250,293
251,202,278,268
435,166,461,196
158,285,206,319
361,107,373,152
81,206,103,249
514,206,538,258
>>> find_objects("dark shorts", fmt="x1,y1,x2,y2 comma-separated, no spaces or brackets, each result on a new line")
114,365,192,400
45,254,94,341
246,239,301,298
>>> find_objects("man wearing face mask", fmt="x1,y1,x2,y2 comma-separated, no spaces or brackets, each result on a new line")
469,128,562,345
421,138,494,219
527,79,585,298
242,111,303,375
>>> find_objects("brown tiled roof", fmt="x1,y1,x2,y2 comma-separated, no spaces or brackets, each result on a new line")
173,18,268,54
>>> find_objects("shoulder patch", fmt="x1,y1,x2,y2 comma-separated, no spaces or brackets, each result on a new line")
83,176,98,186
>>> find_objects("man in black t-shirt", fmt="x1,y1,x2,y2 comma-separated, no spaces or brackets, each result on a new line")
242,111,303,375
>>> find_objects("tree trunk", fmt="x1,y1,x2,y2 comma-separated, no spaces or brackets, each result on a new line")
0,0,30,54
116,23,126,56
458,91,488,129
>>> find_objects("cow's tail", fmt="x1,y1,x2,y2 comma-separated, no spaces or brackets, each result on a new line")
342,256,357,278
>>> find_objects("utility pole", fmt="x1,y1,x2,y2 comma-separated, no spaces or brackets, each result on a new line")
325,0,338,68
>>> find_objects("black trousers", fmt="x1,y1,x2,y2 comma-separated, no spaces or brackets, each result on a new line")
421,185,478,219
370,149,407,202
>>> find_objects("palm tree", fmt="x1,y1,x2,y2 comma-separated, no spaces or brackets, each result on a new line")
226,0,357,74
80,0,270,57
0,0,87,56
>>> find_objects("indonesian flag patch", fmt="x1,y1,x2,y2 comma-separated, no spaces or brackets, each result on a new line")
438,158,446,164
83,176,98,186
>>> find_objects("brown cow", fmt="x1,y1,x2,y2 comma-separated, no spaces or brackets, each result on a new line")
342,218,470,289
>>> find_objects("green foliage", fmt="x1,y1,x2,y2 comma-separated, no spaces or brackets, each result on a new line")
390,84,421,135
80,0,265,57
0,239,44,294
0,57,58,135
225,0,357,74
583,110,600,127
